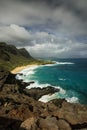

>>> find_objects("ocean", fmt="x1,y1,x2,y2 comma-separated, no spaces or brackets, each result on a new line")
16,58,87,104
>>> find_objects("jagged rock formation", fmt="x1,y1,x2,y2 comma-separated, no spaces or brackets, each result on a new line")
0,69,87,130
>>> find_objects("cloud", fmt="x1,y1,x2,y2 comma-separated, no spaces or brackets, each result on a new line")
0,0,87,58
0,24,55,46
26,41,87,58
0,24,87,58
0,0,87,33
0,24,33,45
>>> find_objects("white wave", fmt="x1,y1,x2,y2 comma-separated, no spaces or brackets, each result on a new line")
39,93,57,103
56,61,74,65
39,93,79,104
38,86,66,103
26,80,66,96
66,97,79,103
16,62,79,104
58,87,66,94
42,61,74,66
16,65,39,80
44,64,56,67
26,81,52,89
30,82,66,103
16,74,23,80
59,78,66,81
20,65,39,75
23,70,35,76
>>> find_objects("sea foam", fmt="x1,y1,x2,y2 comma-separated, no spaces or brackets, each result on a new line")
39,93,57,103
59,78,66,81
66,97,79,103
38,86,66,103
26,81,51,89
16,62,79,104
16,65,39,80
56,61,74,65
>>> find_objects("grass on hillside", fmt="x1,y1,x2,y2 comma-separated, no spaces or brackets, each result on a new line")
0,53,54,71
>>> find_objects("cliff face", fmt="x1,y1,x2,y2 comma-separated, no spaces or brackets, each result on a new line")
0,42,35,70
0,69,87,130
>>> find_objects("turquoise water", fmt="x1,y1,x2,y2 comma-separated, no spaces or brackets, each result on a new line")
18,59,87,104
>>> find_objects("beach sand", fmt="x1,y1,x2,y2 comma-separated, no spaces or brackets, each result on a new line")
11,64,38,74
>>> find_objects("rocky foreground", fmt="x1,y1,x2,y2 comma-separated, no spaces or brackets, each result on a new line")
0,69,87,130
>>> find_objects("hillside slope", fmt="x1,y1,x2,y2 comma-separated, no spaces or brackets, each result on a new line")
0,42,36,70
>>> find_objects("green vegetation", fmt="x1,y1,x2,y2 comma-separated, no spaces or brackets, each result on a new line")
0,42,54,71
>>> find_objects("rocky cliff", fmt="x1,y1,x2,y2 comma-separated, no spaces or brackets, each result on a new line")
0,69,87,130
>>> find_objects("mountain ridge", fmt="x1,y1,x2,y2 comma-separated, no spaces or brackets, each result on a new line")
0,42,54,71
0,42,36,70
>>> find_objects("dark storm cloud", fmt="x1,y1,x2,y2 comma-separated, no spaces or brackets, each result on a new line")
0,0,87,31
0,0,87,58
19,0,87,19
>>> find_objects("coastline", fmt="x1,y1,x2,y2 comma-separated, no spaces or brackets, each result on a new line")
11,64,39,74
11,61,55,74
0,69,87,130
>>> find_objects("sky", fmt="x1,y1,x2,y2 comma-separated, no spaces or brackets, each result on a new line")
0,0,87,58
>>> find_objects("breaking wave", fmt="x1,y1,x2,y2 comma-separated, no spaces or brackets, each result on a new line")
56,61,74,65
16,62,79,104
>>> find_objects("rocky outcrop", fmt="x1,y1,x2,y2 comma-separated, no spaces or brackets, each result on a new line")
0,69,87,130
20,117,37,130
0,69,10,90
24,86,59,100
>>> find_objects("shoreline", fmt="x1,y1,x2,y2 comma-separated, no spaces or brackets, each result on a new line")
11,64,39,74
11,62,79,104
0,65,87,130
11,62,55,74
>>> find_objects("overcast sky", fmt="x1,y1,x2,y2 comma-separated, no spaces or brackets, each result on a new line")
0,0,87,58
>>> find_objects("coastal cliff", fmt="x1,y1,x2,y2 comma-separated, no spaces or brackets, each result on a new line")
0,42,53,71
0,42,36,71
0,69,87,130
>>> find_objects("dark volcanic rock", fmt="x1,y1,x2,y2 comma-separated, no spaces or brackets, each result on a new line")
57,119,71,130
20,117,37,130
17,80,35,89
0,69,87,130
18,73,23,76
38,116,59,130
0,117,22,130
24,86,59,100
0,69,9,90
49,98,66,108
28,81,35,84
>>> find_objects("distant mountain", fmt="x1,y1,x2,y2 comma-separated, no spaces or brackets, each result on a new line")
0,42,36,70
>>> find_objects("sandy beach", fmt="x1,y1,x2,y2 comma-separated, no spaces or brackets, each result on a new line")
11,64,38,74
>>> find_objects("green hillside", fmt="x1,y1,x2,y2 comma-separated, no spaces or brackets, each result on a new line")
0,42,54,71
0,42,38,70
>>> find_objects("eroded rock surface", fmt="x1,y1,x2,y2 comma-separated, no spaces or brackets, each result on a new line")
0,69,87,130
